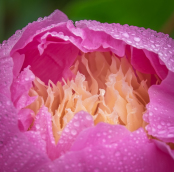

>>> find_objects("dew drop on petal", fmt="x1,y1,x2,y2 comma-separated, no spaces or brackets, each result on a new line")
167,134,174,137
149,112,153,116
134,37,141,42
64,128,70,133
157,125,162,129
35,124,40,130
86,114,92,121
115,151,120,156
73,121,80,127
71,129,77,135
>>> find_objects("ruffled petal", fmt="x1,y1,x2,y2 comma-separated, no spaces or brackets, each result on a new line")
54,123,174,172
56,111,94,158
144,71,174,143
0,94,54,172
18,108,34,131
11,66,36,108
75,20,174,72
17,34,79,84
30,106,57,160
11,10,68,56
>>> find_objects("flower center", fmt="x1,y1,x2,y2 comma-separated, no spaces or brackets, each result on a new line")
27,51,160,143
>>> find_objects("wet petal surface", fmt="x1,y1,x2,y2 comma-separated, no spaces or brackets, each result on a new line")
54,123,174,172
144,71,174,143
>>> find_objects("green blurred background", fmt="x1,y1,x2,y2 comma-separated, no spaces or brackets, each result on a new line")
0,0,174,43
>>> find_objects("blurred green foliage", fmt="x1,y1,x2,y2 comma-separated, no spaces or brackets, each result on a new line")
0,0,174,43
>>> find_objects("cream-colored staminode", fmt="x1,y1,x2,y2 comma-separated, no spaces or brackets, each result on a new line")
27,52,153,143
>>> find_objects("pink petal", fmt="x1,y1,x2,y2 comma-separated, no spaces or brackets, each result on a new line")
17,34,79,84
131,47,156,74
29,110,93,161
144,71,174,143
25,131,47,154
10,12,172,85
56,111,94,158
30,106,56,160
11,10,68,56
75,21,174,72
154,140,174,160
11,66,35,107
18,108,34,131
0,56,13,98
12,52,25,78
54,124,174,172
0,94,54,172
143,49,168,80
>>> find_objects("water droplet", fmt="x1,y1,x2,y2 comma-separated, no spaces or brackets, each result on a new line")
100,155,105,159
149,112,153,116
122,33,129,38
103,132,107,135
102,139,106,142
115,151,120,156
109,129,112,133
25,77,29,81
158,130,166,134
59,139,64,144
37,17,43,22
35,124,40,130
6,101,11,105
157,125,162,129
97,133,101,137
71,129,77,135
74,121,80,127
134,37,141,42
65,165,69,169
86,114,92,120
78,163,82,167
167,123,171,126
64,128,70,133
74,115,78,119
161,121,165,125
167,134,174,137
152,127,156,132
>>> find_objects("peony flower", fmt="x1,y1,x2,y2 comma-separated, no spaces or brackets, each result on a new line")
0,9,174,172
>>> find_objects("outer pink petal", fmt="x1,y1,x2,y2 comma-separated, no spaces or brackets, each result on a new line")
0,10,68,88
74,21,174,72
18,108,34,131
0,94,56,172
54,123,174,172
30,106,57,160
29,110,93,161
56,111,94,158
144,71,174,143
11,10,68,56
11,66,36,109
0,56,13,98
10,66,37,132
